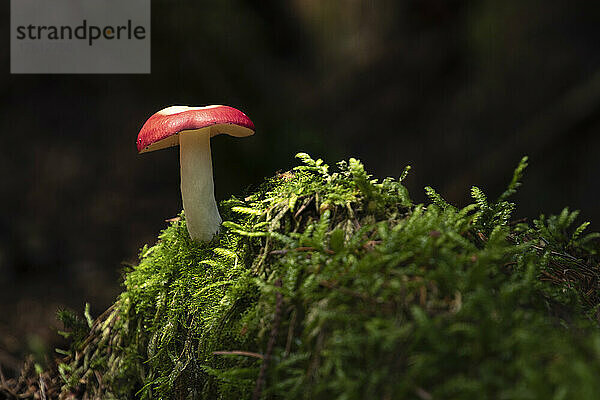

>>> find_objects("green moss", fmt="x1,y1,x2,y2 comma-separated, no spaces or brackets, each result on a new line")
58,154,600,399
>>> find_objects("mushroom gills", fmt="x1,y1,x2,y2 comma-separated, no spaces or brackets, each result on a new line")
179,128,222,241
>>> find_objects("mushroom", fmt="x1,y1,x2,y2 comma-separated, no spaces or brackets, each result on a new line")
137,105,255,242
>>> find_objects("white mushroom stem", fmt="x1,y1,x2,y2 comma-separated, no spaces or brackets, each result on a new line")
179,128,222,241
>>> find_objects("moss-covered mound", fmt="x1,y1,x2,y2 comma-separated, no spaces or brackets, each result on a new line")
40,155,600,398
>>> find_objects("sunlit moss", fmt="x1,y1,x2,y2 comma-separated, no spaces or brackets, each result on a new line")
58,154,600,399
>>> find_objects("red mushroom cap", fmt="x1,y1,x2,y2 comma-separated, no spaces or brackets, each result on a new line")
137,105,255,153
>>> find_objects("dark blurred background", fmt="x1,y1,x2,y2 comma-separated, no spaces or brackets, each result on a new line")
2,0,600,374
